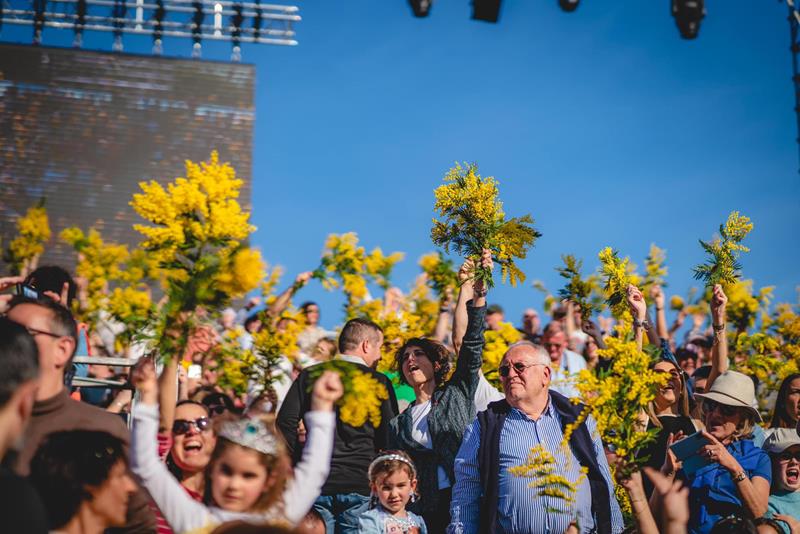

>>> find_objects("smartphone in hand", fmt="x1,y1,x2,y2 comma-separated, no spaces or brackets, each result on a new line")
669,430,712,476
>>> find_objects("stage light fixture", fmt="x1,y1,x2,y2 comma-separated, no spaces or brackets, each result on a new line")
472,0,501,23
33,0,46,43
192,1,204,43
253,2,262,40
558,0,579,13
409,0,432,18
672,0,704,39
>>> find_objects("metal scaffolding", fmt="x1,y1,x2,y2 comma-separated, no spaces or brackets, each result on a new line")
0,0,300,59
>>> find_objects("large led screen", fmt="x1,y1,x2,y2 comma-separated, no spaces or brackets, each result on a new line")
0,43,254,271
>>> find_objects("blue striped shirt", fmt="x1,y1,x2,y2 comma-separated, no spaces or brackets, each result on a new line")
448,396,624,534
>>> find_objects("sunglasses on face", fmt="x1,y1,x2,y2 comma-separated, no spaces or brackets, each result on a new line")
701,399,738,417
172,417,211,435
778,450,800,463
498,362,544,378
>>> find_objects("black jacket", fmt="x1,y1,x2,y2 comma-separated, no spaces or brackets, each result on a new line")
277,359,399,496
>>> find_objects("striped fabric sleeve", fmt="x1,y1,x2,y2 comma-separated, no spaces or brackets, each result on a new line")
447,418,482,534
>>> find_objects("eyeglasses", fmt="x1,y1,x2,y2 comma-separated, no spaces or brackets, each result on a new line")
543,342,564,350
701,399,739,417
172,417,211,435
25,327,63,339
498,362,545,378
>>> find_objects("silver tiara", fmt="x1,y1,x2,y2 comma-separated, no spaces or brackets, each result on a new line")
368,453,417,480
218,417,278,456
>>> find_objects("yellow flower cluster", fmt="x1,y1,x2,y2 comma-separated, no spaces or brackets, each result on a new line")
60,227,130,318
725,280,773,334
106,286,153,324
431,163,540,287
508,444,587,514
215,247,266,299
669,295,685,311
365,248,405,291
735,332,796,412
314,233,403,313
694,211,753,287
214,328,256,396
315,233,369,307
568,334,667,478
598,247,640,321
251,309,307,363
483,322,522,387
418,252,459,303
6,204,51,273
130,151,254,261
340,371,390,427
348,292,432,373
309,360,389,427
433,163,504,226
641,244,668,297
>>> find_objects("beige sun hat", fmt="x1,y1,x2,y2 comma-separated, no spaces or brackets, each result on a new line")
763,428,800,454
693,370,763,422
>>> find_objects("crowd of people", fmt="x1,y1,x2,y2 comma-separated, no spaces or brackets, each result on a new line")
0,248,798,534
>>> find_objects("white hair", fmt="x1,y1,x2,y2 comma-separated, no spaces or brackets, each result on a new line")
504,341,550,367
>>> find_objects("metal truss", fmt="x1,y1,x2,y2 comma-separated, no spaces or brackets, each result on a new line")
0,0,300,58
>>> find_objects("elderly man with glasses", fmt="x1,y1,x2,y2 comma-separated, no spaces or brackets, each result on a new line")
448,341,623,534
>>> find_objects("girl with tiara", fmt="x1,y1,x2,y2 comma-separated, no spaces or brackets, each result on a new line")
130,358,342,533
359,451,427,534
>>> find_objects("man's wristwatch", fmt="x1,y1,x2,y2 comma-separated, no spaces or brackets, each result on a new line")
732,470,747,483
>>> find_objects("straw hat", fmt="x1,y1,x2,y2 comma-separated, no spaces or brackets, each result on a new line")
694,370,762,422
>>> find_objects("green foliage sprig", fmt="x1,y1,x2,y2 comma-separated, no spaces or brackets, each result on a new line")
556,254,602,323
431,163,541,288
693,211,753,287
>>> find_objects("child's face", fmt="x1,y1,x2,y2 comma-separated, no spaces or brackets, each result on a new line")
210,445,270,512
372,469,417,514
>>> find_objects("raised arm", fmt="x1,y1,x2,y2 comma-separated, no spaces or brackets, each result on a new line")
267,271,312,320
158,356,179,433
130,358,211,533
650,285,669,341
627,285,658,351
706,284,729,390
452,260,475,356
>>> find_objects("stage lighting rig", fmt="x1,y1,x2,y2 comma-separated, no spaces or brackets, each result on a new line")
409,0,431,17
472,0,500,23
672,0,705,39
558,0,579,13
2,0,301,58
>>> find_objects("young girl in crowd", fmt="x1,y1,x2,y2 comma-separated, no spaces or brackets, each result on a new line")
130,358,342,533
358,451,427,534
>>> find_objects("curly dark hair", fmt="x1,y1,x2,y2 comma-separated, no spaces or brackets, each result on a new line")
394,338,452,387
29,430,127,529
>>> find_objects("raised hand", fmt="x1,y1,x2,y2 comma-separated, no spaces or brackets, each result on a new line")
626,284,647,321
310,370,344,412
650,285,665,310
472,248,493,297
710,284,727,327
699,430,739,472
131,357,159,405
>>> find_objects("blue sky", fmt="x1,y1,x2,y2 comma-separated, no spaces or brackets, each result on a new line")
4,0,798,330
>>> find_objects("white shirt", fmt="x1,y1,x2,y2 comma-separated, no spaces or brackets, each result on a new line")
408,400,451,490
549,349,587,399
